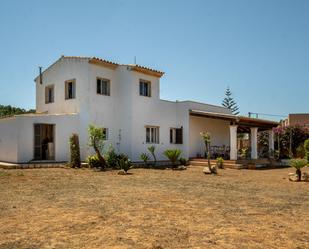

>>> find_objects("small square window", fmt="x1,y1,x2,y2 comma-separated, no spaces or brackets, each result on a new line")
139,80,151,97
65,80,76,99
97,78,110,96
145,126,159,144
170,127,183,144
45,85,54,104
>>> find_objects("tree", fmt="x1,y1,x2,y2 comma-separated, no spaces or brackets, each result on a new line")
69,134,81,168
222,87,239,115
88,125,106,169
200,132,212,170
0,104,35,117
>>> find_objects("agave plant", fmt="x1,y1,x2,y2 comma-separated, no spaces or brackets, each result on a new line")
117,158,132,173
164,149,182,168
147,145,157,165
289,159,308,181
140,153,150,166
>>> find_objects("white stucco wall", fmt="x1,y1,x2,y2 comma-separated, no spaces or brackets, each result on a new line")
0,118,19,163
0,114,78,163
189,115,230,158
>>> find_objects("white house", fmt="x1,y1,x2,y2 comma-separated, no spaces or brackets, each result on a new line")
0,56,278,163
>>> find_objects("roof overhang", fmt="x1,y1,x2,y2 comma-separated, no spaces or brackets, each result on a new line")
189,109,279,130
89,57,119,70
190,109,238,121
127,64,164,78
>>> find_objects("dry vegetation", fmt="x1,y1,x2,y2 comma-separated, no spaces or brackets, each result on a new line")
0,166,308,249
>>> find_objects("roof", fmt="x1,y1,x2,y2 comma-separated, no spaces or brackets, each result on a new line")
35,55,164,81
190,109,279,130
126,64,164,77
190,110,237,121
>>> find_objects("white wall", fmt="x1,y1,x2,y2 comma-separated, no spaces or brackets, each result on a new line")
0,117,19,163
36,57,89,114
0,114,78,163
189,115,230,158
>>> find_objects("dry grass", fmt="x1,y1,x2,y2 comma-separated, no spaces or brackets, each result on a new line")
0,166,308,249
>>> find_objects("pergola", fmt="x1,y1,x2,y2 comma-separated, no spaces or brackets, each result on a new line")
190,110,279,160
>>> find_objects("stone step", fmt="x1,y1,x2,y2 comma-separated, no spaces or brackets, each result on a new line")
189,160,245,169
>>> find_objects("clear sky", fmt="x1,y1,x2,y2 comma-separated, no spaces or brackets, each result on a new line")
0,0,308,119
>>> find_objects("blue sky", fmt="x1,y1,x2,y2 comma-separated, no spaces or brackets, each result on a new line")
0,0,308,119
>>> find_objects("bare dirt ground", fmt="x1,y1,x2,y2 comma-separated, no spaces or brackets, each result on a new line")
0,166,308,249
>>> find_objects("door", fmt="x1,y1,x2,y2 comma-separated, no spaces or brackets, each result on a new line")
33,124,55,160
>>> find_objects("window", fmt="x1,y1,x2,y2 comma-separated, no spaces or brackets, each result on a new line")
45,85,54,104
97,78,110,96
65,80,76,99
139,80,151,97
146,126,159,144
102,128,108,140
170,127,183,144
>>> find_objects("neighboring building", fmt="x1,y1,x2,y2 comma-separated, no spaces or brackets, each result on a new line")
0,56,278,163
282,113,309,127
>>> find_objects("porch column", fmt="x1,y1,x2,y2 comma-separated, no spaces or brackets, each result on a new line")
229,125,238,160
250,127,258,159
268,129,274,157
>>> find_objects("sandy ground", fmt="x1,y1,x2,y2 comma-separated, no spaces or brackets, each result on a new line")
0,166,308,249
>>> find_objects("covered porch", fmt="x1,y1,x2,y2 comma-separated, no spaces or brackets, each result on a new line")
189,110,279,161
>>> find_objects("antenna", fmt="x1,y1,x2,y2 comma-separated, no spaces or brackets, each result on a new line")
39,66,43,84
134,56,137,65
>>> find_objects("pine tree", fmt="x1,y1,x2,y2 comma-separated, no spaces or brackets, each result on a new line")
222,87,240,115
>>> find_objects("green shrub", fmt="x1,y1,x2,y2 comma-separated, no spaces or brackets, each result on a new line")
163,149,182,168
117,158,132,173
148,145,157,165
295,144,305,158
289,159,308,181
304,139,309,161
105,145,119,168
69,133,81,168
216,157,224,169
87,155,102,168
105,146,129,169
179,157,189,166
88,125,106,169
140,153,150,165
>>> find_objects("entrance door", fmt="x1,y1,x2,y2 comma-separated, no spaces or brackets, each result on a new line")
34,124,55,160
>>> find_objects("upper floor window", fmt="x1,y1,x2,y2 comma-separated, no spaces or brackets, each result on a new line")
45,85,54,104
170,127,183,144
65,80,76,100
102,128,109,140
97,78,110,96
146,126,159,144
139,80,151,97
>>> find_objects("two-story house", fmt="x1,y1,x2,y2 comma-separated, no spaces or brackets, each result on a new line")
0,56,278,164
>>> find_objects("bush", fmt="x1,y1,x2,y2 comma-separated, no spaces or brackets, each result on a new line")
105,146,129,169
289,159,308,181
87,155,102,168
216,157,224,169
117,158,132,173
179,157,189,166
163,149,182,168
140,153,150,165
69,133,81,168
105,145,119,168
304,139,309,161
296,144,305,158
